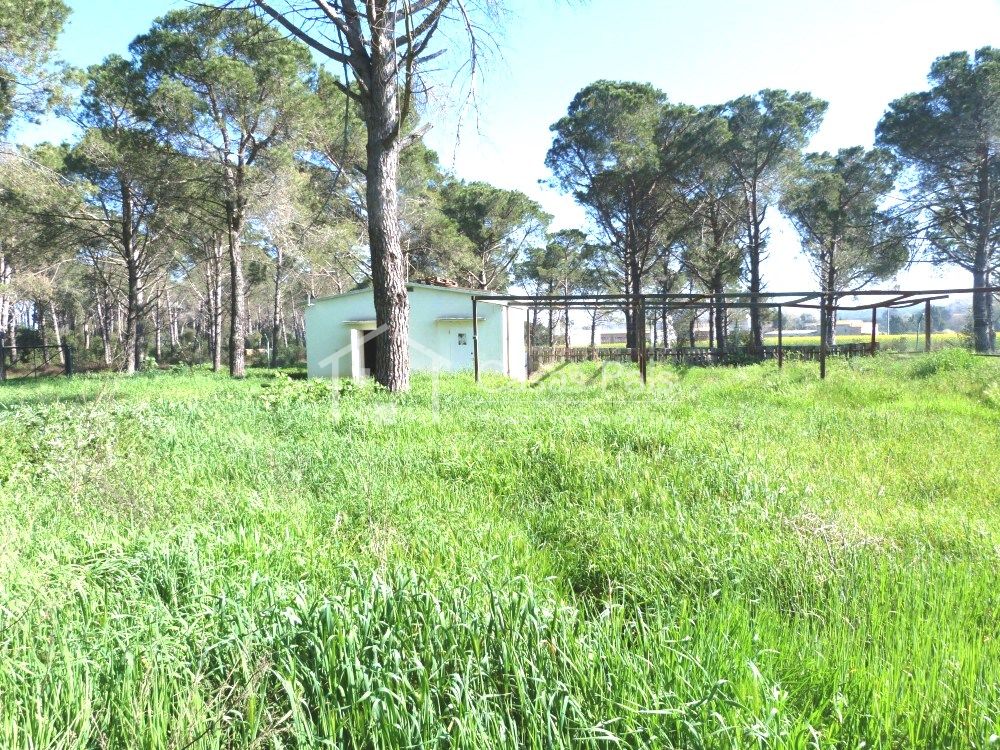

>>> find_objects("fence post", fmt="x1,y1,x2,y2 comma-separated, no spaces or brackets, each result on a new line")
472,297,480,383
777,305,784,369
819,294,828,380
871,307,878,356
638,296,648,385
0,332,5,382
62,343,73,377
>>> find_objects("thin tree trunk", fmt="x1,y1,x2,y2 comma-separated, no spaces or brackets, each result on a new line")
973,266,990,352
95,283,112,367
4,308,13,358
627,255,641,361
664,314,676,348
171,306,180,351
0,253,10,349
227,201,247,378
712,276,725,353
987,281,996,350
271,245,283,368
135,287,146,371
826,249,838,347
208,236,224,372
623,304,633,352
36,300,47,348
563,294,570,351
117,181,144,374
746,195,765,354
50,299,64,365
154,296,162,362
123,256,141,375
167,290,179,351
971,146,995,352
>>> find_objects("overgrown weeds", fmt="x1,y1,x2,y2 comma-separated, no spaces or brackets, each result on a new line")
0,356,998,747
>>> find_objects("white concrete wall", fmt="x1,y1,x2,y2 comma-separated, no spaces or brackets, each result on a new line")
305,291,360,379
504,306,528,380
304,285,527,381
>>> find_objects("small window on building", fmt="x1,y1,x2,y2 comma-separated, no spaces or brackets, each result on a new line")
457,333,468,346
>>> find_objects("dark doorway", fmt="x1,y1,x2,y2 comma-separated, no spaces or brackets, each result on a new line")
362,331,378,376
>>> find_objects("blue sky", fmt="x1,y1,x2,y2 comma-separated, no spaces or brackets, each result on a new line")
18,0,1000,292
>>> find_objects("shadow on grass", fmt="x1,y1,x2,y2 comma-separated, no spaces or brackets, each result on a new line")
528,360,572,389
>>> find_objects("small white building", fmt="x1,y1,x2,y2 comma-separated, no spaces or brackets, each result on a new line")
836,319,878,336
305,282,528,380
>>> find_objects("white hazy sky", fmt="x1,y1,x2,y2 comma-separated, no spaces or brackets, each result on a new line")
17,0,1000,294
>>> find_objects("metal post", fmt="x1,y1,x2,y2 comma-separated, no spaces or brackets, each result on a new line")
870,307,878,356
819,295,828,380
924,299,932,352
777,305,783,369
62,343,73,377
639,297,648,385
472,297,480,383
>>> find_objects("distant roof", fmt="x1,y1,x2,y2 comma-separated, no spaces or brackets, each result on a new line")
310,281,507,305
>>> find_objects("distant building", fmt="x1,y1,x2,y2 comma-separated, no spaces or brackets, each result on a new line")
836,319,878,336
599,331,630,345
601,315,733,345
777,329,819,338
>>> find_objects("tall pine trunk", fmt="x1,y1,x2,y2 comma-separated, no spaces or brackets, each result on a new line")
362,24,410,391
123,258,141,374
206,237,224,372
825,247,838,347
0,252,11,349
119,181,146,375
95,281,112,367
747,249,763,353
563,290,570,351
712,274,726,353
972,149,994,352
627,254,641,361
746,194,765,355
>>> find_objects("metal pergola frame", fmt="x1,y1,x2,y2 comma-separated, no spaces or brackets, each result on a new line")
470,287,1000,384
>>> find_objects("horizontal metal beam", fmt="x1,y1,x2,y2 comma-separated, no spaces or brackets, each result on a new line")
476,286,1000,305
838,294,951,311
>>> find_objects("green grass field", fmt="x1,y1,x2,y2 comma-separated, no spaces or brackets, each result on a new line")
2,352,999,748
762,332,970,351
586,332,981,351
